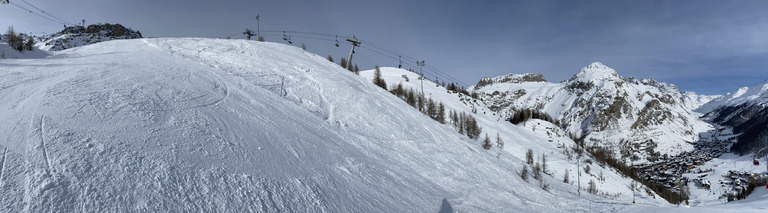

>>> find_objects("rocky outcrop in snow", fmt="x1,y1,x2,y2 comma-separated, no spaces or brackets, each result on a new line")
41,23,142,51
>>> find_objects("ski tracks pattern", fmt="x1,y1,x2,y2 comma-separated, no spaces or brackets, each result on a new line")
0,147,6,185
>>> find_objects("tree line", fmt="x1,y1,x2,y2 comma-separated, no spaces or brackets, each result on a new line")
4,26,35,52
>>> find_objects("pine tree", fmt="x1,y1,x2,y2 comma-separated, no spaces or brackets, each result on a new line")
24,37,35,51
6,26,23,52
521,165,529,182
340,57,347,69
542,153,548,175
496,133,503,149
482,133,492,150
426,98,436,118
301,43,307,50
526,149,534,165
406,89,416,107
373,66,387,90
588,179,598,194
563,169,570,183
458,112,465,135
258,35,265,42
327,55,334,62
437,102,446,124
417,95,424,112
354,64,360,75
464,115,481,140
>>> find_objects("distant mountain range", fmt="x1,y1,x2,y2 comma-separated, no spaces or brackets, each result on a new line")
699,80,768,155
474,62,721,163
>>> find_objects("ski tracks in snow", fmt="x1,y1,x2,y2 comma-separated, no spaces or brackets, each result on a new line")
37,115,53,175
0,147,6,185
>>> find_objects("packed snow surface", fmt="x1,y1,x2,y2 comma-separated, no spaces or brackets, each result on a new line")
1,38,764,212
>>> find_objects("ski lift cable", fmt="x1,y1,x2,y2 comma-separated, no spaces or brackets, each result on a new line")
256,29,470,87
361,47,436,78
364,40,419,62
9,2,67,26
19,0,75,26
361,46,464,87
424,65,470,87
363,41,468,86
290,35,335,42
261,30,351,39
357,41,468,87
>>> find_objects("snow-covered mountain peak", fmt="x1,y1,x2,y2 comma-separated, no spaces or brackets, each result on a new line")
570,62,621,83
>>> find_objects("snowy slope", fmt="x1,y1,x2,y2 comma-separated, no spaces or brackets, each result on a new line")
0,38,645,212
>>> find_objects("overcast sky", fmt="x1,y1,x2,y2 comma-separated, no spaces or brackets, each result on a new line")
2,0,767,95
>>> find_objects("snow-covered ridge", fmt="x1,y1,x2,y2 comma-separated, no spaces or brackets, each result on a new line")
698,79,768,113
474,73,546,89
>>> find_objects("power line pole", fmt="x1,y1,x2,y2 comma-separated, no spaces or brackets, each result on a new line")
417,60,425,109
631,144,635,204
345,36,361,70
577,153,581,196
255,15,260,37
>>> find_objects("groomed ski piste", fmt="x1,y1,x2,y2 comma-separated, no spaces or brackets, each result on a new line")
0,38,765,212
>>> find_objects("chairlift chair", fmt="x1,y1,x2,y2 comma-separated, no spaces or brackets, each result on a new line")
335,36,340,47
